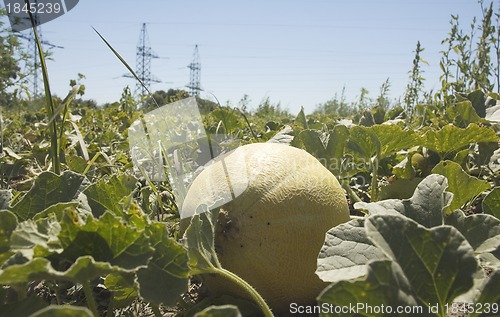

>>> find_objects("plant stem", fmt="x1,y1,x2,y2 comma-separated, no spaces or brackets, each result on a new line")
151,305,163,317
214,268,275,317
370,156,379,202
342,180,362,203
82,281,99,317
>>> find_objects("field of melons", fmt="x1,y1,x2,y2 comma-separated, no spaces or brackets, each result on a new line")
1,2,500,317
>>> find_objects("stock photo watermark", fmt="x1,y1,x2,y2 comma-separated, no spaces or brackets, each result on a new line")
3,0,79,32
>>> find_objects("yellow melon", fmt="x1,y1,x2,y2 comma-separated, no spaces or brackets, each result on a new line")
181,142,350,315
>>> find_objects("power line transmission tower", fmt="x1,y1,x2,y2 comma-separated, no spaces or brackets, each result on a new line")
124,23,161,98
16,14,63,97
186,45,201,96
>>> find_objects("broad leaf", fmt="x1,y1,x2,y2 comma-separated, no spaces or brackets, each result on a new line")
266,125,294,144
104,273,138,309
366,214,479,315
478,245,500,270
10,214,62,259
444,210,500,254
0,295,48,317
194,305,242,317
346,126,380,159
446,100,482,127
422,123,498,156
467,89,487,118
392,156,415,180
0,256,123,285
355,174,451,228
292,126,349,176
83,174,137,217
55,211,154,270
0,210,17,252
378,178,422,200
137,223,189,307
294,106,308,129
28,305,94,317
318,260,418,317
316,218,386,283
432,161,490,213
482,187,500,219
10,171,85,220
291,129,328,159
32,201,83,222
325,124,349,174
470,271,500,317
183,208,220,274
370,124,419,158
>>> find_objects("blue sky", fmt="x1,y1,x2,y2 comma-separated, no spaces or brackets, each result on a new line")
3,0,489,114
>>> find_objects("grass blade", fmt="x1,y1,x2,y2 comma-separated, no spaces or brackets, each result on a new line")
24,0,60,174
92,27,161,109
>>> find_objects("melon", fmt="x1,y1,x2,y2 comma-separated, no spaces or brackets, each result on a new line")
181,142,350,314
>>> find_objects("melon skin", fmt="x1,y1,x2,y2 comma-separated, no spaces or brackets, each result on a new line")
182,142,350,314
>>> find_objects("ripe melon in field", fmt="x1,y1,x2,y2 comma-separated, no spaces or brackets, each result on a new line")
182,142,350,314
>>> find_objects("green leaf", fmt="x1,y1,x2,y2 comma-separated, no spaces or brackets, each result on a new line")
478,245,500,270
28,305,94,317
422,124,498,157
266,125,293,144
482,187,500,219
392,156,415,180
137,223,189,307
291,125,349,175
10,171,85,220
445,100,482,127
346,126,380,159
291,129,328,159
104,273,138,309
10,214,62,259
210,108,243,134
0,256,123,285
66,155,89,174
316,218,386,283
183,208,220,274
83,174,137,217
444,210,500,254
355,174,451,228
370,125,419,158
470,271,500,317
467,89,486,118
55,211,154,270
0,210,17,252
366,214,479,315
432,161,490,213
0,295,48,317
32,202,81,221
378,178,423,200
317,261,418,317
325,125,350,174
194,305,242,317
295,106,308,129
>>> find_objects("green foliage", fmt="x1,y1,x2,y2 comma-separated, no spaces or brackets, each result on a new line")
0,9,22,108
1,3,500,316
318,175,499,317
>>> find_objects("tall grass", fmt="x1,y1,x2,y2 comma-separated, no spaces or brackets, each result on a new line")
25,0,60,174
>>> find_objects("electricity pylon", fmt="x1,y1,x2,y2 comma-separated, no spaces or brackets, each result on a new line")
186,45,201,96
